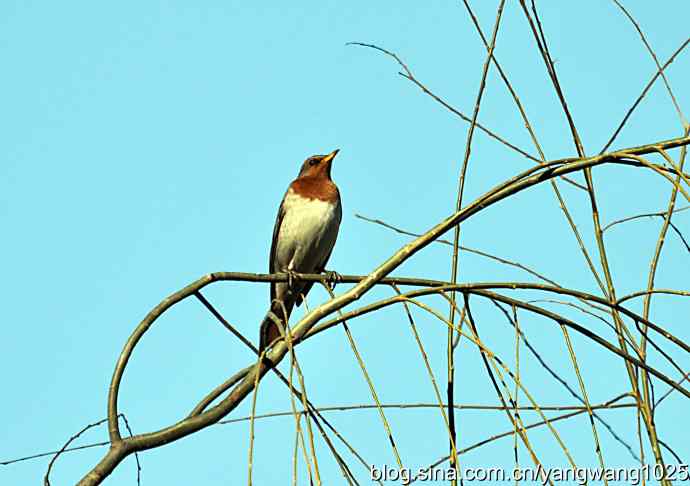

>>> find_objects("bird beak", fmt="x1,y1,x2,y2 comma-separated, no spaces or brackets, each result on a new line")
322,149,339,164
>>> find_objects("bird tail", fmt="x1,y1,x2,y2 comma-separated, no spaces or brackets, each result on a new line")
259,300,293,352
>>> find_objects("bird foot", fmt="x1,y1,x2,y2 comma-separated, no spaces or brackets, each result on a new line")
324,270,342,290
285,269,298,292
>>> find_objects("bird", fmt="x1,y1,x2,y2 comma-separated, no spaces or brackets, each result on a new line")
259,149,342,352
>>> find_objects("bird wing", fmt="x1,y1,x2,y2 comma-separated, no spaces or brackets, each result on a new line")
268,195,286,303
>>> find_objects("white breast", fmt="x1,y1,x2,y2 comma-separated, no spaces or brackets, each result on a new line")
274,189,341,272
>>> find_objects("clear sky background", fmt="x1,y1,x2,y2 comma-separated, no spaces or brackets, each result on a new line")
2,1,689,485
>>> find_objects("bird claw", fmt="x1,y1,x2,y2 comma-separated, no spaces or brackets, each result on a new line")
285,269,298,291
324,270,342,290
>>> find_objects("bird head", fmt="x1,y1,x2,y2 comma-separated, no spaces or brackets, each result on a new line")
297,149,339,179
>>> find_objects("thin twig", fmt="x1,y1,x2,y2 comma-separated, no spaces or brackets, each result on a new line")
611,0,687,128
75,134,690,485
347,41,541,163
44,418,109,486
323,285,405,470
448,5,506,477
602,205,690,232
601,37,690,153
409,394,631,484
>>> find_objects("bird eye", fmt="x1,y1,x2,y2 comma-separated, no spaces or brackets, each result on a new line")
309,158,319,166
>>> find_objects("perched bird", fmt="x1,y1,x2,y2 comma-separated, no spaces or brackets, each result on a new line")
259,149,342,352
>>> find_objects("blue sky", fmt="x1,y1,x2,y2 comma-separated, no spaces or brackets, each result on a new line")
2,1,689,484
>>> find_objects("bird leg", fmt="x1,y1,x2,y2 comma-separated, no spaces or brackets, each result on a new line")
285,269,298,293
323,270,342,290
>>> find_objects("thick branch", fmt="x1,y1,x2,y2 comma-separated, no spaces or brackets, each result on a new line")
79,134,690,485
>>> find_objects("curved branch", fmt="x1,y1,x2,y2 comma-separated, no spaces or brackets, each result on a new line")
308,282,689,355
309,284,689,398
78,134,690,485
